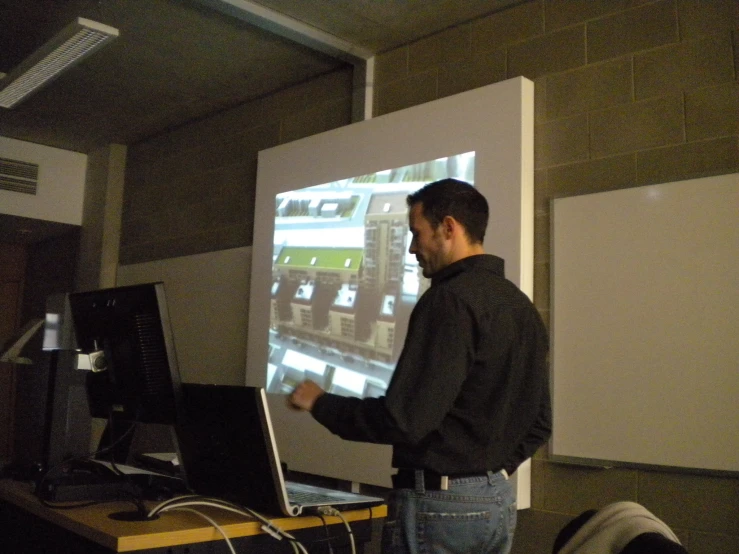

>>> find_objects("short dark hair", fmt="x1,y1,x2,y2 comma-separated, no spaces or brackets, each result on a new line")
406,178,488,244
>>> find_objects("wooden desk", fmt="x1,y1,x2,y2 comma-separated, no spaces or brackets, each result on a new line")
0,479,386,553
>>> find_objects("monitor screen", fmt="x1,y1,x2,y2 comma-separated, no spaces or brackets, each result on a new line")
265,152,476,399
68,282,183,426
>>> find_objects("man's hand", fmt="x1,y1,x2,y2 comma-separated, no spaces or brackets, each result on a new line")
287,380,325,412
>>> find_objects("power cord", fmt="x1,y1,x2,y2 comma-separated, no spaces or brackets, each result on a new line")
314,513,334,554
149,495,309,553
314,506,356,554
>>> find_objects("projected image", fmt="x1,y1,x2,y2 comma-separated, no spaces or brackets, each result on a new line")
266,152,475,398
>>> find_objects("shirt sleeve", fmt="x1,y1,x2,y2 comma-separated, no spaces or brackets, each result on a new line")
503,385,552,475
503,318,552,474
311,287,475,446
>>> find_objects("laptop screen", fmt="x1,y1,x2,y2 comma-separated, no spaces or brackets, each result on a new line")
176,383,286,515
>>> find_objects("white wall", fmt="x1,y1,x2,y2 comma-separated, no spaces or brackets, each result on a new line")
0,136,87,225
116,247,252,386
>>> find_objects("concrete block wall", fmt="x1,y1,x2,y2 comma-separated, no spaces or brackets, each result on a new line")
372,1,738,552
120,68,353,264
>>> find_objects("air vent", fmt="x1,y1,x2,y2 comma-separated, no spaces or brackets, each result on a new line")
0,157,39,194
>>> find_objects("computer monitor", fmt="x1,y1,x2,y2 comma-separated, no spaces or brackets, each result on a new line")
68,282,183,463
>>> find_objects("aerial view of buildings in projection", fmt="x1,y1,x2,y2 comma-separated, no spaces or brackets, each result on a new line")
266,153,475,399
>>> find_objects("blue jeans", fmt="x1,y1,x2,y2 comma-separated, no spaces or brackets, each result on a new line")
381,470,516,554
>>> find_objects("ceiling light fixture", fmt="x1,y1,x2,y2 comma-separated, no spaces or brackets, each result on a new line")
0,17,119,109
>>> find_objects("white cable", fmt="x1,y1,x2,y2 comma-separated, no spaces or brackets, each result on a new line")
163,507,237,554
150,496,309,552
295,539,309,554
148,494,202,518
156,499,280,533
316,506,356,554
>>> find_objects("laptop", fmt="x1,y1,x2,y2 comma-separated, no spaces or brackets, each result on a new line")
175,383,384,516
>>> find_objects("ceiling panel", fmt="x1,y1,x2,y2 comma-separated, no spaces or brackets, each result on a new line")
0,0,530,244
0,0,346,152
253,0,527,52
0,0,528,154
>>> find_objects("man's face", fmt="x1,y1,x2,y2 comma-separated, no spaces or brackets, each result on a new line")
408,202,450,278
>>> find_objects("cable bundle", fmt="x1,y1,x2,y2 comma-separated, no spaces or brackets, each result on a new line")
149,495,357,554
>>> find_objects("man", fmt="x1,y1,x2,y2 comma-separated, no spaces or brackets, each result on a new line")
289,178,551,554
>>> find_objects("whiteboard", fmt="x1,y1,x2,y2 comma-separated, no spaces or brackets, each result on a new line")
551,173,739,472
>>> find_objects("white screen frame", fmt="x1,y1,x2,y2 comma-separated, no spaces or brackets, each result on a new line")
247,77,534,491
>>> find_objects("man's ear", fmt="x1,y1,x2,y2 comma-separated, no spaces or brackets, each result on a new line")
441,215,456,238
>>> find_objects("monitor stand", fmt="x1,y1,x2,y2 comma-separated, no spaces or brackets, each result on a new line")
35,457,185,519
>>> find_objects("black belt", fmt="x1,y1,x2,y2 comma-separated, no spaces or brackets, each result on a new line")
392,468,504,491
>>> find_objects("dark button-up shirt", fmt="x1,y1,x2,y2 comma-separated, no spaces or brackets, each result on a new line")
312,254,551,475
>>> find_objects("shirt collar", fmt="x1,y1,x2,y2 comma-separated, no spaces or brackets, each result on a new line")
430,254,505,286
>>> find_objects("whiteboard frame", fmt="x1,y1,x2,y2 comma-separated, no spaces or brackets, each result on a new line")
550,173,739,474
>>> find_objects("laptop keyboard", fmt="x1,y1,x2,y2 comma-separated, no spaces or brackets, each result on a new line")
286,482,354,504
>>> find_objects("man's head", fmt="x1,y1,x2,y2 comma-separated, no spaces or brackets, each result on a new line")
406,178,488,278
